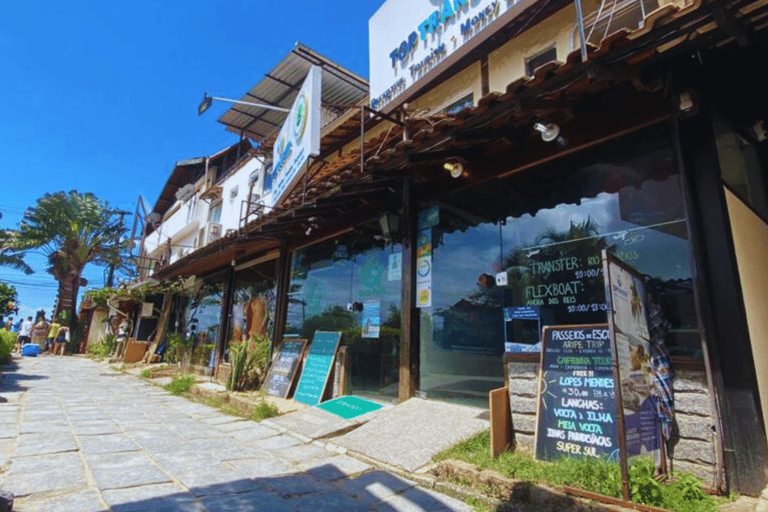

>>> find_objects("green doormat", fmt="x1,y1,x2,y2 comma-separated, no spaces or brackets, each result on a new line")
317,395,384,420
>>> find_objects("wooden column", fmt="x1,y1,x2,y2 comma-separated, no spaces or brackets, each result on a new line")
271,242,291,357
216,267,236,369
399,178,418,402
676,107,768,495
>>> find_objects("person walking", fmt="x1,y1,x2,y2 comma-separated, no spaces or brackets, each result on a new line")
18,316,33,346
31,313,48,351
53,326,69,356
46,318,62,354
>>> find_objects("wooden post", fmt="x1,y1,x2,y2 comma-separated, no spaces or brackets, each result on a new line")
489,386,513,457
399,178,418,402
333,345,350,397
143,290,173,363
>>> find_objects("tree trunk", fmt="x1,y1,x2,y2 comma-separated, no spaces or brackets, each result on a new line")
54,269,82,330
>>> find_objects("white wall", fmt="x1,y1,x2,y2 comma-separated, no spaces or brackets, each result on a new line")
220,157,263,234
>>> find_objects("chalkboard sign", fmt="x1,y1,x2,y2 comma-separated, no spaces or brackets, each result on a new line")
262,339,308,398
293,331,342,406
535,324,618,461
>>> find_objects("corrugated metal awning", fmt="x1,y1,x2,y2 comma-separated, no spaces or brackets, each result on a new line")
218,42,369,147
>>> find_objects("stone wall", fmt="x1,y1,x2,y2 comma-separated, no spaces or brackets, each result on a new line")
506,361,719,488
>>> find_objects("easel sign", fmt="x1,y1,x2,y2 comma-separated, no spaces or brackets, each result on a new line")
262,339,308,399
602,250,664,500
293,331,342,406
534,324,617,462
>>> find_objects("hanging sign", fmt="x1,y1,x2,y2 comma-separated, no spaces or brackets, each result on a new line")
535,324,618,461
264,65,321,210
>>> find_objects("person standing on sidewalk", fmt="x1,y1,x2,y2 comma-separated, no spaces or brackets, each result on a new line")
18,316,33,345
31,312,48,350
53,326,69,356
46,318,62,354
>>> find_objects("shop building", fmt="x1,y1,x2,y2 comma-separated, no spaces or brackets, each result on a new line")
146,0,767,496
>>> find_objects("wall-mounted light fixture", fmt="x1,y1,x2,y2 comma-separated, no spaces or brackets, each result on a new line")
533,122,560,142
378,213,400,241
443,158,467,179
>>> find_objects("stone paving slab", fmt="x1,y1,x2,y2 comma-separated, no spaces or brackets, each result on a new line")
78,433,141,454
298,455,373,480
72,420,123,436
264,406,367,440
250,433,304,450
1,357,481,512
382,486,475,512
336,398,488,472
13,488,105,512
227,423,279,442
103,483,205,512
199,489,288,512
14,432,78,456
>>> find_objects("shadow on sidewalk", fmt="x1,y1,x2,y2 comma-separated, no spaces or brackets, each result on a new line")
0,360,49,395
106,464,468,512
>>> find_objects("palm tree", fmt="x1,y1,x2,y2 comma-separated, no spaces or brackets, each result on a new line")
0,249,33,274
2,190,126,325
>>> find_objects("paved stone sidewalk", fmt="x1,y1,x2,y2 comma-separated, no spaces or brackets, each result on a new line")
0,356,473,512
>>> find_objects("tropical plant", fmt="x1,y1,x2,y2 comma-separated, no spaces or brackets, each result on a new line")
0,246,33,275
0,282,19,317
0,330,17,361
227,333,270,391
1,191,129,326
165,332,192,364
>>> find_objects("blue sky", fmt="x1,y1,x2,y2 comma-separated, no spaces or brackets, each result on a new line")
0,0,383,320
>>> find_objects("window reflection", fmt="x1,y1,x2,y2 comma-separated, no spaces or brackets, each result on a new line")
421,125,699,407
286,230,402,401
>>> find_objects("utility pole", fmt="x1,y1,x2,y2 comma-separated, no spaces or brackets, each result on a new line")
105,209,132,288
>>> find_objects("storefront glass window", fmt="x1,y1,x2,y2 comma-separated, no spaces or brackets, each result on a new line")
286,230,402,401
225,260,277,363
179,275,225,368
421,125,699,407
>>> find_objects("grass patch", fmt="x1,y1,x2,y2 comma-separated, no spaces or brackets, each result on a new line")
250,401,279,421
434,431,719,512
140,368,152,379
164,374,196,395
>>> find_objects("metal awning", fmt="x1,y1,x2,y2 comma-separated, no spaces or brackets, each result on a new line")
217,42,369,146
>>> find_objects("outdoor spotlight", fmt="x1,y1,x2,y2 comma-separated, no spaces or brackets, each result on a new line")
443,159,465,179
534,122,560,142
379,213,400,240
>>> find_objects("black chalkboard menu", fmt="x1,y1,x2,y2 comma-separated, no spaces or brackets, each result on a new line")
263,339,308,398
535,324,618,461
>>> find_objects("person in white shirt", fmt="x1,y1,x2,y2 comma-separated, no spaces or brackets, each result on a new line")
18,316,33,346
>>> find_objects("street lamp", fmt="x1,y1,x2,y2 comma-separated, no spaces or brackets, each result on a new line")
197,93,291,116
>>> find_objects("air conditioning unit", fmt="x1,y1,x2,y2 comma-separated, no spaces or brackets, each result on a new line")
207,223,222,244
175,184,195,202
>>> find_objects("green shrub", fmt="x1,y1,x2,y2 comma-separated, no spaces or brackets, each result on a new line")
191,343,215,366
250,401,279,421
87,333,117,358
165,332,191,364
0,330,17,361
227,334,270,391
140,368,152,378
164,374,195,395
